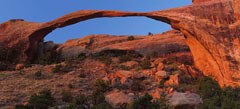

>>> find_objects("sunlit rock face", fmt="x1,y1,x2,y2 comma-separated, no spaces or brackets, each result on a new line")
147,0,240,87
0,0,239,87
192,0,214,4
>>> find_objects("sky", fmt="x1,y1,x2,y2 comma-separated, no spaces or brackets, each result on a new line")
0,0,191,43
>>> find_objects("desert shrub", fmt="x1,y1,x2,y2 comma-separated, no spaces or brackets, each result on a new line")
66,104,79,109
127,36,135,41
157,94,170,109
75,93,88,106
0,46,6,61
92,91,105,105
62,90,73,102
178,74,193,84
34,70,44,79
68,84,74,89
78,73,86,78
35,51,59,65
52,64,62,73
119,55,132,63
65,93,89,109
90,53,112,65
119,65,130,70
92,79,110,105
194,76,240,109
15,104,33,109
28,89,55,109
131,93,160,109
77,53,86,61
148,32,153,36
140,57,151,69
0,61,11,71
131,79,144,91
92,102,113,109
93,78,110,93
18,69,25,75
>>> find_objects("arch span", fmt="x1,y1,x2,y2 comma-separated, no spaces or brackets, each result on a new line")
0,0,239,87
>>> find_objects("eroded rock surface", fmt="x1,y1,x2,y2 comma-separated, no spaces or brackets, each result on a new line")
0,0,239,86
57,30,188,58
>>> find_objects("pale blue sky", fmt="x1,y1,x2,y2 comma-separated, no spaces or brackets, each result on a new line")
0,0,191,43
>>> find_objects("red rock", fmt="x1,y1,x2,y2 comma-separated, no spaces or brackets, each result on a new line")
15,64,25,70
192,0,214,4
157,63,164,71
0,0,239,87
165,73,179,86
105,90,133,108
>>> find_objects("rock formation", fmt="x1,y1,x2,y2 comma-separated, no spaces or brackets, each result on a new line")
57,30,188,58
0,0,239,87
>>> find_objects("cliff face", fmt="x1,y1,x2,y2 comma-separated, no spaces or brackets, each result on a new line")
0,0,239,87
57,30,189,58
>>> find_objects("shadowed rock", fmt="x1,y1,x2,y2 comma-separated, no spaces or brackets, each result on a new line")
0,0,239,86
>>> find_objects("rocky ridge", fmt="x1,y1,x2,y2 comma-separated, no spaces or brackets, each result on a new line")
0,0,239,87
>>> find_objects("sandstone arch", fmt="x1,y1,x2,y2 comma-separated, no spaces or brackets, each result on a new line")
0,0,239,87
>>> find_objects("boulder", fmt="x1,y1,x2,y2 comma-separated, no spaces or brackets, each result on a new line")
157,63,164,71
155,71,168,78
114,70,134,85
120,61,139,68
155,71,169,82
115,70,134,79
15,64,25,70
105,90,133,108
168,92,202,109
165,73,179,86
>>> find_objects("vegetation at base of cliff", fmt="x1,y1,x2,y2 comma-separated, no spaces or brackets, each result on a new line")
177,75,240,109
131,93,169,109
196,77,240,109
35,51,60,65
29,89,55,109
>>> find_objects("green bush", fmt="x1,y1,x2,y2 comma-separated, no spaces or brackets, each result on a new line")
131,93,160,109
131,80,144,91
119,55,132,63
119,65,130,70
92,79,111,105
75,93,88,106
78,73,86,78
15,104,33,109
0,61,9,71
28,89,55,109
140,57,151,69
35,51,59,65
93,79,110,93
65,93,89,109
34,70,44,79
127,36,135,41
62,90,73,102
52,64,62,73
90,53,112,65
194,76,240,109
77,53,86,61
68,84,74,89
92,102,113,109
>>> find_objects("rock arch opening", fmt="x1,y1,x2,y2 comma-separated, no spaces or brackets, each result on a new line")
43,17,171,43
